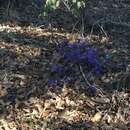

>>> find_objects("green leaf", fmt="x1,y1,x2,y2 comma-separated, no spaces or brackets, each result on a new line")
72,0,77,3
42,0,85,18
56,0,60,7
45,0,60,9
77,1,85,9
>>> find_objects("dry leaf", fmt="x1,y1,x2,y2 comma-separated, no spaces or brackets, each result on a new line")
91,112,102,122
0,83,7,97
21,123,30,130
44,100,55,110
55,96,65,110
107,115,112,124
34,104,43,113
40,110,50,118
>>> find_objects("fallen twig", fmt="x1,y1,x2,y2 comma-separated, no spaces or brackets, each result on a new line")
79,64,91,87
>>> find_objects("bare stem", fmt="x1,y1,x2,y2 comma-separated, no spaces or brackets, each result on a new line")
79,65,91,87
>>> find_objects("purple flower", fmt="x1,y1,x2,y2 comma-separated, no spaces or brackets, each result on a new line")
51,65,63,74
87,85,97,96
64,67,76,74
63,43,87,63
64,50,81,63
94,64,103,75
48,78,59,87
48,39,112,89
51,65,76,75
63,76,77,84
87,48,97,65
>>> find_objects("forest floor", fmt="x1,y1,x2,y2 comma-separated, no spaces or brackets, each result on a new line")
0,1,130,130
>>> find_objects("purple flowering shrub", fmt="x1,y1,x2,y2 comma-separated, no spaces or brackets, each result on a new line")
48,39,125,95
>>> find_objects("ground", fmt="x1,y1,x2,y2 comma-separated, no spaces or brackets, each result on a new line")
0,1,130,130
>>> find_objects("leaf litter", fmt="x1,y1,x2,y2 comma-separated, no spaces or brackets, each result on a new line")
0,22,130,130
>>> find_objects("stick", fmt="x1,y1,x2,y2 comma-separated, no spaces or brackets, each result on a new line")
79,65,91,87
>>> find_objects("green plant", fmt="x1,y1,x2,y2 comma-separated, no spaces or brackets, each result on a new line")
43,0,85,18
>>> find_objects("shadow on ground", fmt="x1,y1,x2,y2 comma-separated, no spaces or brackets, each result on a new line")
0,29,55,118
